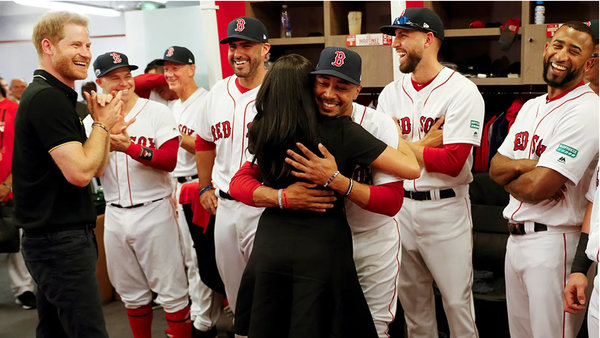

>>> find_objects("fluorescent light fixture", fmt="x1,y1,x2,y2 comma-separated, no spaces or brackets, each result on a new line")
152,0,168,3
14,1,122,17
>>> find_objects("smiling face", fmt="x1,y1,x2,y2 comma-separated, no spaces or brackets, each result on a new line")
313,75,361,118
227,39,268,78
97,67,135,103
543,25,594,88
392,28,428,74
50,23,91,84
10,79,26,100
163,61,195,95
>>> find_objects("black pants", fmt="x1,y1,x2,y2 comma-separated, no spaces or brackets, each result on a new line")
183,205,226,296
21,225,108,338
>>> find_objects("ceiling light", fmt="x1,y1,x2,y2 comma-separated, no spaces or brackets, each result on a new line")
13,1,122,17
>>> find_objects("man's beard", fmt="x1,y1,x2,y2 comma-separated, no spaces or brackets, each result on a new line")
399,52,422,74
543,59,580,88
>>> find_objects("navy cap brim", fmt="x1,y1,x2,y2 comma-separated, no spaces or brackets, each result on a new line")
380,24,434,37
311,69,360,86
97,64,138,78
219,34,265,44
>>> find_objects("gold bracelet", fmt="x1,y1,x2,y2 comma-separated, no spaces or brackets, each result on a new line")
92,122,109,134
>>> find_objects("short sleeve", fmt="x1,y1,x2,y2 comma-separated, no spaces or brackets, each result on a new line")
442,81,485,146
196,92,214,143
497,100,535,159
151,103,181,148
376,85,392,117
370,113,402,185
344,120,387,168
586,163,598,203
29,89,84,152
537,99,599,185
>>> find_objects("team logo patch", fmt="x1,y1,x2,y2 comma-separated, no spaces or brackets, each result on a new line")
139,146,154,161
166,47,175,57
235,18,246,32
470,120,480,129
556,143,578,158
557,156,566,164
331,51,346,67
110,52,122,64
95,69,101,77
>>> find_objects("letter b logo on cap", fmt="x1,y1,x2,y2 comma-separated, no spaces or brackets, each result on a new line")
235,18,246,32
166,47,175,57
110,52,122,64
331,51,346,67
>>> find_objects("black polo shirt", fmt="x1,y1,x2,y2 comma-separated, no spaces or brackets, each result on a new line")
13,69,96,231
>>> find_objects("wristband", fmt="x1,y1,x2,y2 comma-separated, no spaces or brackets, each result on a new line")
282,189,289,209
199,185,212,197
278,189,284,209
571,232,593,274
92,122,109,134
323,170,340,188
1,182,11,190
344,178,354,197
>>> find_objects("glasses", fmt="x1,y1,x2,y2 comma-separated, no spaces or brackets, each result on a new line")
393,15,423,30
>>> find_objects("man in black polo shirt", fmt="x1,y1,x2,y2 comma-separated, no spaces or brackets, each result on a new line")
13,10,123,337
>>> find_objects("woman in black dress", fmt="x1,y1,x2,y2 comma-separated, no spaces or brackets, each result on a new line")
231,54,419,338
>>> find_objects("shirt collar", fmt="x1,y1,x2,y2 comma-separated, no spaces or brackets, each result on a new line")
33,69,78,105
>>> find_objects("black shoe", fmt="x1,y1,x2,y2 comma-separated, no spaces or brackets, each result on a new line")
192,326,218,338
16,291,37,310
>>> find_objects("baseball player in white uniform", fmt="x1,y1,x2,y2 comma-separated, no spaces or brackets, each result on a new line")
156,46,220,337
228,47,409,338
84,52,191,338
490,21,599,338
564,162,599,338
378,8,484,338
196,17,270,317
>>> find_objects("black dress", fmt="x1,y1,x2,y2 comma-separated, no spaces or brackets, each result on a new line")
235,116,387,338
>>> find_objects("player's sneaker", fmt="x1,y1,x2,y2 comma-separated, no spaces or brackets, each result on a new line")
15,291,37,310
192,326,218,338
165,327,173,338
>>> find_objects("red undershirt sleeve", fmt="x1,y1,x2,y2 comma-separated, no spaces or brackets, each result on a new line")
195,134,216,151
125,137,179,172
365,181,404,217
134,73,169,99
423,143,472,177
229,161,263,206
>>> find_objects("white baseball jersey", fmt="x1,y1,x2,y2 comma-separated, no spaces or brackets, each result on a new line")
149,90,175,109
346,102,401,233
586,162,599,263
197,75,260,192
497,84,599,226
83,98,181,206
377,67,484,191
172,87,209,178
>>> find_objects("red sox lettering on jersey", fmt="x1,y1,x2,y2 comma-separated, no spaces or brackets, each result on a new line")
513,131,546,157
130,135,156,149
377,67,484,191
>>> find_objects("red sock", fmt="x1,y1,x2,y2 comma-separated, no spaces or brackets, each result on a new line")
127,303,153,338
165,306,192,338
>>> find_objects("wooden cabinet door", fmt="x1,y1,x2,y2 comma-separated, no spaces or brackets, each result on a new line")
522,24,550,85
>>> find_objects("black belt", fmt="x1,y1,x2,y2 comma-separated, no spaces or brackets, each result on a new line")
404,188,456,201
177,175,198,183
508,222,548,235
218,190,235,201
24,223,94,237
110,198,164,209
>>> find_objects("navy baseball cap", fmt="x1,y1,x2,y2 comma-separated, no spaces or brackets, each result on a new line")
586,19,599,42
156,46,195,66
380,7,445,41
220,17,268,44
93,52,138,78
311,47,362,86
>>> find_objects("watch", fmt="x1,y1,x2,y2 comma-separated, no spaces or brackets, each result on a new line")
2,182,12,190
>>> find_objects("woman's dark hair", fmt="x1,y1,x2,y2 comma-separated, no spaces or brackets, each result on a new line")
248,54,321,187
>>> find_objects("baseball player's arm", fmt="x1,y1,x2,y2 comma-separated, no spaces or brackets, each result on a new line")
564,200,593,314
489,153,538,186
504,167,569,203
180,133,196,154
196,135,217,214
118,135,179,172
50,92,123,187
0,172,12,201
134,73,168,99
229,161,336,212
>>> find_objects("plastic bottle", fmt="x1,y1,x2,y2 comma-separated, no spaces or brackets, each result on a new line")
280,5,292,38
534,1,545,25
